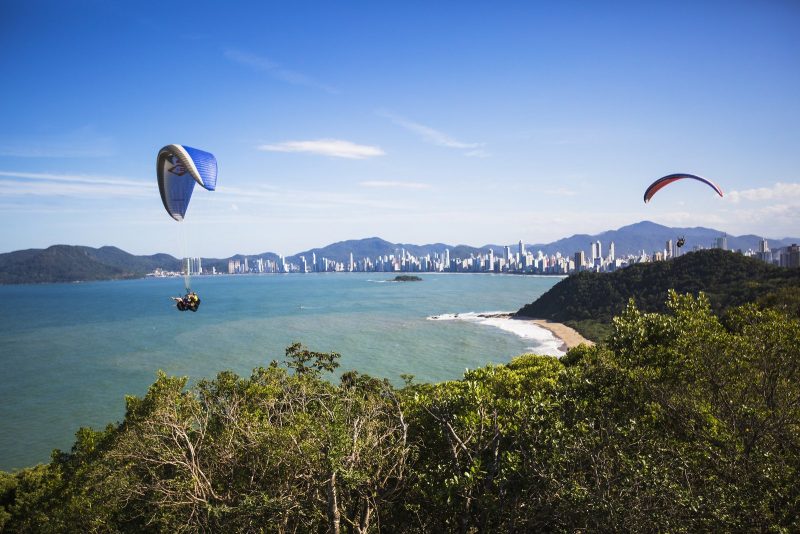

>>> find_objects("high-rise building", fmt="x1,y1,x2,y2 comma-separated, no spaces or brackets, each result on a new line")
781,244,800,268
608,242,615,262
591,241,603,261
666,240,674,259
757,237,771,263
519,240,525,257
715,234,728,251
574,251,585,271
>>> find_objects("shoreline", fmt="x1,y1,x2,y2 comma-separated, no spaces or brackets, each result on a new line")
521,318,594,351
432,312,595,354
475,313,594,352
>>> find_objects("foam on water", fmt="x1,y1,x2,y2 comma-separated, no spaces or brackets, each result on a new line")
428,311,565,356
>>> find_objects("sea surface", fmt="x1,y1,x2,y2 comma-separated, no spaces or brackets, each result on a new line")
0,273,561,471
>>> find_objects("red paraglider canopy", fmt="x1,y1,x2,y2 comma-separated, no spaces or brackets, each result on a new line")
644,173,723,203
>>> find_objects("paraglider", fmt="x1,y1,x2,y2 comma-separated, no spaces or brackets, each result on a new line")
643,173,723,203
172,291,201,312
157,144,217,311
677,236,686,248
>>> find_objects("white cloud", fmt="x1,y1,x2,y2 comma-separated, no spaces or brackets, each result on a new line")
0,170,147,198
378,111,488,156
359,180,431,190
258,139,385,159
725,182,800,203
224,48,338,94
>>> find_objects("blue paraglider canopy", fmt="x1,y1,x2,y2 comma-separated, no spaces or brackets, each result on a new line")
156,144,217,221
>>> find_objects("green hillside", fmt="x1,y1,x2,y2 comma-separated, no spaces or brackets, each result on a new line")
0,245,180,284
516,249,800,340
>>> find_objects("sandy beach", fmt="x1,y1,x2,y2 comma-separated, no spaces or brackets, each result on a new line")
520,318,595,350
428,312,595,354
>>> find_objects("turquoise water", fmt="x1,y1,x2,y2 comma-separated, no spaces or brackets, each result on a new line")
0,273,559,470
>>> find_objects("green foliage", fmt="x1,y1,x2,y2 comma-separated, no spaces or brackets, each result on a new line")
283,341,341,377
2,300,799,532
517,249,800,341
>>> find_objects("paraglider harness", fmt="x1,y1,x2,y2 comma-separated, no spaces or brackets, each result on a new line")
173,291,201,312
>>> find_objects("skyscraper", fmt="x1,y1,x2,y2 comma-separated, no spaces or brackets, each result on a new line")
519,240,525,257
782,244,800,268
574,251,585,271
715,234,728,250
666,239,673,259
608,242,615,262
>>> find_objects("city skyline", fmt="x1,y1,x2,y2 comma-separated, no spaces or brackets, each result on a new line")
169,234,797,277
2,2,799,257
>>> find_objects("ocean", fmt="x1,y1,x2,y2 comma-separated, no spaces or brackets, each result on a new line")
0,272,561,471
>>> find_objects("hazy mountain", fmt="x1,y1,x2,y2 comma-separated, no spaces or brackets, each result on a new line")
526,220,798,258
200,252,282,275
286,237,503,265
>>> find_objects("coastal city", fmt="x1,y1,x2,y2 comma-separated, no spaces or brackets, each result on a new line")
154,236,800,278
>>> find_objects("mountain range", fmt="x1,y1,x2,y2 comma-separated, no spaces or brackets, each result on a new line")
1,221,797,284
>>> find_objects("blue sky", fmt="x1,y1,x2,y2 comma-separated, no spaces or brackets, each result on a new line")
1,1,798,257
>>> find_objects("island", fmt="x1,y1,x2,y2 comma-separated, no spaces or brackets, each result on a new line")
391,275,422,282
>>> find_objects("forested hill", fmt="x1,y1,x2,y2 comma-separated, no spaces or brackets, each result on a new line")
516,249,800,340
0,245,179,284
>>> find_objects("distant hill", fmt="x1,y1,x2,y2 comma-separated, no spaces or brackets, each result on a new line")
516,249,800,341
200,252,283,275
286,237,502,265
0,246,180,284
526,220,799,257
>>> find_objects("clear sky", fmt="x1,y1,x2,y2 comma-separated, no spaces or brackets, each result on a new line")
1,1,798,257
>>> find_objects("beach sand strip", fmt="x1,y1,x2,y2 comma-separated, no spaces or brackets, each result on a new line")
522,318,594,350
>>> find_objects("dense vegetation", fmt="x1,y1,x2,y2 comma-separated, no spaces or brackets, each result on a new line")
2,294,798,532
517,249,800,341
